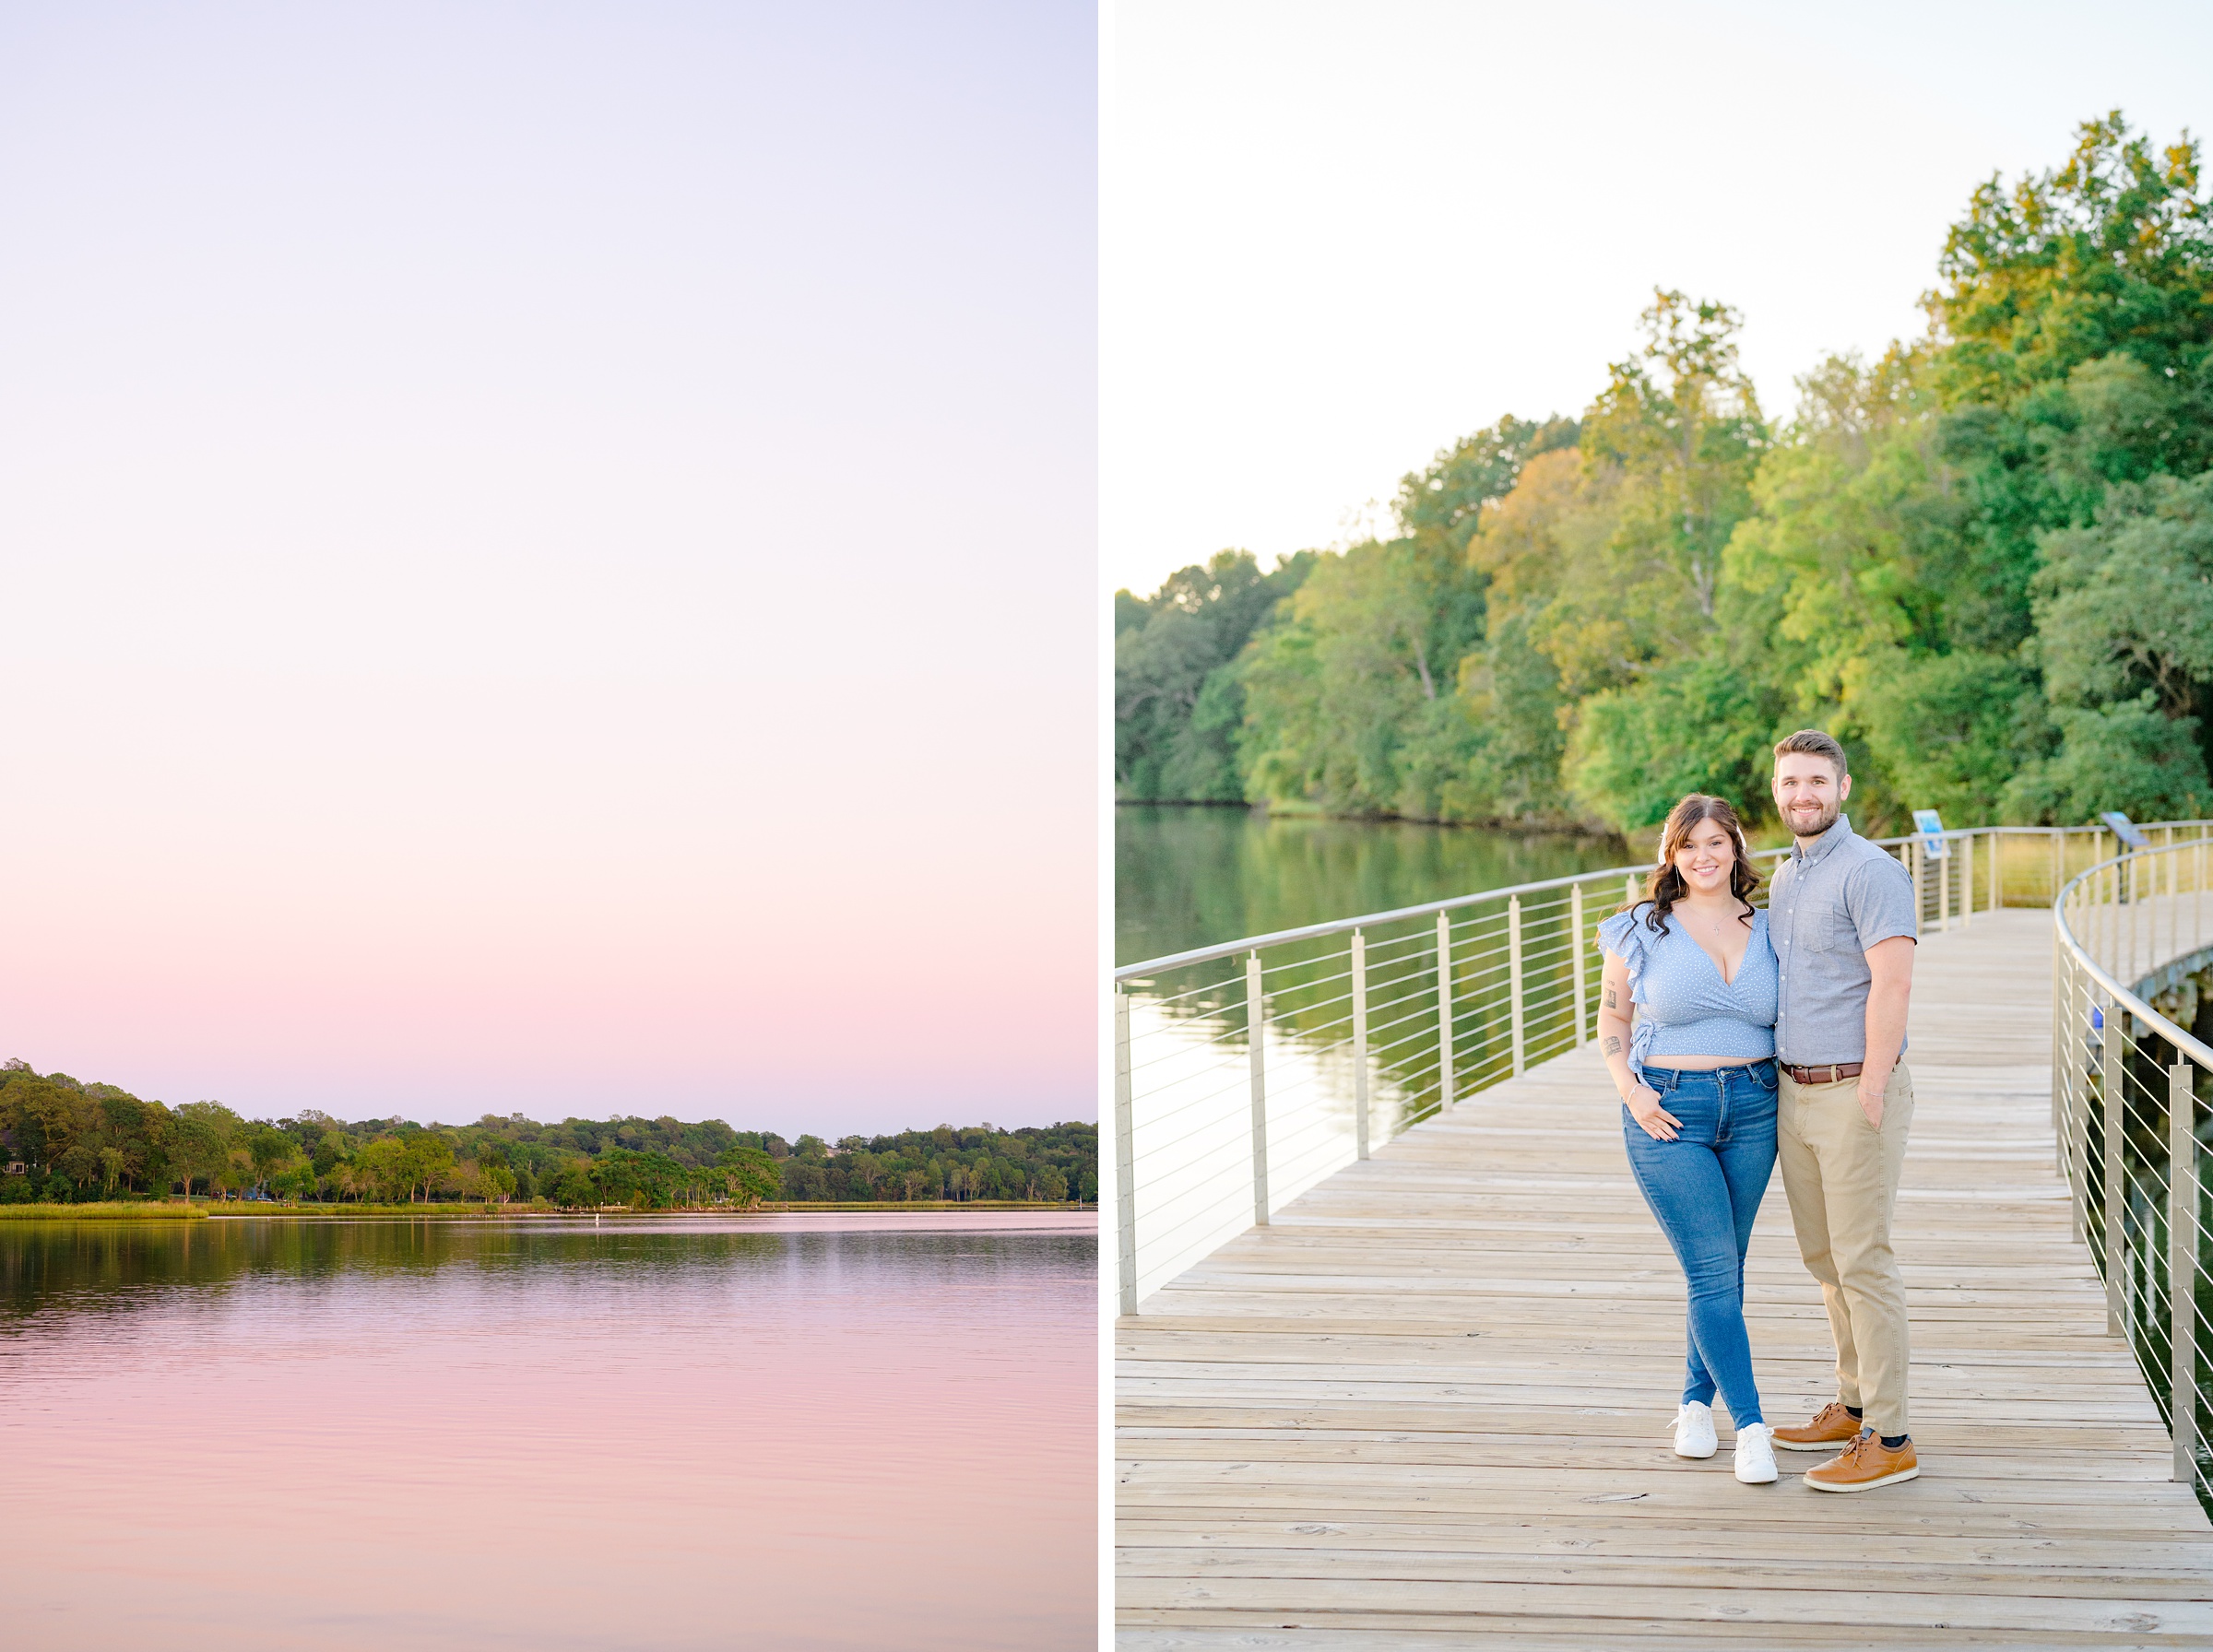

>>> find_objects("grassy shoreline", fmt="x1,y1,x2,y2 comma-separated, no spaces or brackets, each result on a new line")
0,1201,210,1221
0,1199,1095,1221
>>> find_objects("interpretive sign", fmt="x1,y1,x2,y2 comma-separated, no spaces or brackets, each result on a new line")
2101,810,2150,850
1911,808,1948,859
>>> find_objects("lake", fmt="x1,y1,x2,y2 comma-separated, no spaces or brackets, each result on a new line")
1117,804,1633,964
0,1210,1095,1650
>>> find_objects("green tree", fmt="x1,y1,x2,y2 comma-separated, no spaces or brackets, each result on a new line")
718,1144,781,1207
478,1161,517,1203
550,1161,598,1209
1236,417,1577,823
1926,111,2213,655
1855,651,2036,826
172,1103,242,1201
1237,537,1447,815
1579,289,1768,643
403,1133,456,1202
1566,652,1777,832
354,1136,409,1204
1117,550,1314,800
247,1125,299,1195
2019,471,2213,812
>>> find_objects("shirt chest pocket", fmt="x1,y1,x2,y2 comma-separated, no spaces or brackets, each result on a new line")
1793,901,1852,953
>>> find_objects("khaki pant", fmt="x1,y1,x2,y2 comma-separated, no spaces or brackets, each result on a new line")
1777,1063,1914,1437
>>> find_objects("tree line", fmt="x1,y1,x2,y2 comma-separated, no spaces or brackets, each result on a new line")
1118,113,2213,836
0,1060,1096,1210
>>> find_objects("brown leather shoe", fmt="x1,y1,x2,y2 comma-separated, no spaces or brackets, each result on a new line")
1770,1400,1863,1452
1804,1430,1919,1493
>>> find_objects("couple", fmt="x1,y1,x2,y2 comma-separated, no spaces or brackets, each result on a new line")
1594,729,1920,1492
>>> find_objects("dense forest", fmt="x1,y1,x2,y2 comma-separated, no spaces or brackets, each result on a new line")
1118,114,2213,837
0,1060,1096,1209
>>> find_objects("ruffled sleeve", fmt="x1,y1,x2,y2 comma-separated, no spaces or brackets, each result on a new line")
1595,904,1654,1004
1595,903,1660,1081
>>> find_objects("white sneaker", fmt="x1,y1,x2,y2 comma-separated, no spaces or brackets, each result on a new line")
1734,1422,1778,1484
1671,1401,1716,1458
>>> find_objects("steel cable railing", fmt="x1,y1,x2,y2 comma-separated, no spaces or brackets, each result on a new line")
1115,818,2153,1317
2053,825,2213,1504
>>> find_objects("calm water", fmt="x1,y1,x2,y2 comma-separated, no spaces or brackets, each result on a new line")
0,1211,1094,1651
1117,805,1631,964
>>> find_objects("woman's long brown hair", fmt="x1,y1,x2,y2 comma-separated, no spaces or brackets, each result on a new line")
1632,794,1761,934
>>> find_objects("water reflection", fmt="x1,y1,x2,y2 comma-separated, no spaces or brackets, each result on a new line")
1116,804,1627,965
0,1212,1095,1651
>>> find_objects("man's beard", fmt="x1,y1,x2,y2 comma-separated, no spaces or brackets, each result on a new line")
1786,797,1840,839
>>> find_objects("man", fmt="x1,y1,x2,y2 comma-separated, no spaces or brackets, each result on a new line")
1764,730,1922,1491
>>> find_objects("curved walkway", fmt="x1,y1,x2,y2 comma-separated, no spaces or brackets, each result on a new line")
1117,908,2213,1646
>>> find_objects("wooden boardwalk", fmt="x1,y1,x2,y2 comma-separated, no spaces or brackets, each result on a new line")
1117,908,2213,1647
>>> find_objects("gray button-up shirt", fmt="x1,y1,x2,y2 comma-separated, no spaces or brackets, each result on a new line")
1767,815,1918,1065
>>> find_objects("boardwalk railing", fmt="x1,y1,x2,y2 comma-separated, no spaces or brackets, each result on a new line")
1113,819,2198,1319
2054,825,2213,1496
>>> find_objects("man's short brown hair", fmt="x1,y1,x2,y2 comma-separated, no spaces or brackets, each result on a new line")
1773,728,1848,776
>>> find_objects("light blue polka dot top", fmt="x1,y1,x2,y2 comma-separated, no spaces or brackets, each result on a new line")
1595,902,1779,1079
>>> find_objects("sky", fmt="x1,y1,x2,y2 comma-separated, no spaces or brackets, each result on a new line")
1102,0,2213,596
0,2,1095,1135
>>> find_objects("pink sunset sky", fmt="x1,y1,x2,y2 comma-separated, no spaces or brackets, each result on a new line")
0,3,1095,1135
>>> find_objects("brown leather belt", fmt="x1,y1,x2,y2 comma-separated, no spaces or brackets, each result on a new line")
1783,1061,1864,1085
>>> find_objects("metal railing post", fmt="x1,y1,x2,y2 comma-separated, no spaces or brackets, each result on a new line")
1911,839,1924,929
1352,930,1369,1162
1990,827,2001,912
1940,838,1952,931
2132,853,2143,985
2172,1057,2198,1485
2172,836,2182,964
2051,926,2061,1142
2105,1007,2125,1336
1570,883,1588,1047
1437,913,1455,1110
1247,950,1270,1227
2093,858,2103,972
1508,894,1526,1076
2053,926,2066,1153
2075,1002,2098,1244
2052,829,2063,905
2107,860,2118,976
1114,988,1138,1318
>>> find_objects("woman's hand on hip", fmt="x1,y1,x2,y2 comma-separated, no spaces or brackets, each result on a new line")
1623,1083,1680,1141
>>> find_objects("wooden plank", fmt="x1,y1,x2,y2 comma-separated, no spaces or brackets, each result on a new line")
1118,1576,2213,1636
1116,909,2213,1646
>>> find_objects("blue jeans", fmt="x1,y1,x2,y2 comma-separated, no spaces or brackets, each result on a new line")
1621,1060,1779,1427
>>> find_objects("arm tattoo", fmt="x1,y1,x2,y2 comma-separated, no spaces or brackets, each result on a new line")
1604,987,1617,1009
1602,1036,1622,1057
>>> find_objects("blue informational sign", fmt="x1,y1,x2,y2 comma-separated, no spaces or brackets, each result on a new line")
2101,810,2150,849
1911,808,1948,859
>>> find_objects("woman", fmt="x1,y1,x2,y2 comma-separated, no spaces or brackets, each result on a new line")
1595,794,1780,1486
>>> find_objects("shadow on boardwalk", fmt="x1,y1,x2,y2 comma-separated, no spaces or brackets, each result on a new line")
1116,908,2213,1647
